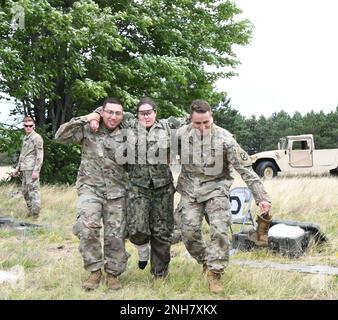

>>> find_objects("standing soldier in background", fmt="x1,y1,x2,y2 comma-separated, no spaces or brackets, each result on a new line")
55,97,129,291
12,117,44,219
175,100,272,293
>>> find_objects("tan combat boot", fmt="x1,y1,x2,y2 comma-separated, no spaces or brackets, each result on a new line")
106,273,122,290
206,270,223,293
248,213,272,247
82,270,102,290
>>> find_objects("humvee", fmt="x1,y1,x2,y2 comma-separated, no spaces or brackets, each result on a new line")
250,134,338,178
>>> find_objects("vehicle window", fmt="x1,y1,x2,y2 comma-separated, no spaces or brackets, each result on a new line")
292,140,309,150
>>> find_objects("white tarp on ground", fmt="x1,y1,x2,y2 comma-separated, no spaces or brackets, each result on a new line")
268,223,305,238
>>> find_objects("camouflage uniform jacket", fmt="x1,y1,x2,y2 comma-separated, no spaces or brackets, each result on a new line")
176,124,271,204
126,117,188,189
55,116,127,199
16,131,44,172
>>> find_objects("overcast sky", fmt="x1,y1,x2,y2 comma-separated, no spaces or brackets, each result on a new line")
1,0,338,123
0,93,16,124
217,0,338,117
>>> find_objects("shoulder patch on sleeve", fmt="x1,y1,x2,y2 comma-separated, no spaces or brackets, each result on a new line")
236,145,252,166
240,151,248,161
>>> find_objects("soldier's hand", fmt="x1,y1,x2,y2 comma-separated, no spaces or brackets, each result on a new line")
86,112,100,132
11,169,20,177
31,171,39,181
89,119,100,132
258,201,271,216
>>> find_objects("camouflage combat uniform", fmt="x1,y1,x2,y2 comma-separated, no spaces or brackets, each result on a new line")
55,116,129,276
126,117,186,277
176,124,271,274
15,131,44,216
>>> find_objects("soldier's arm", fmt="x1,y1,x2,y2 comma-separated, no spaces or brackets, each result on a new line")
33,135,44,173
121,112,136,128
225,141,271,204
55,114,97,144
15,143,24,171
163,114,190,129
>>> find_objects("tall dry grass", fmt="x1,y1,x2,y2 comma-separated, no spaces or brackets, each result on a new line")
0,175,337,300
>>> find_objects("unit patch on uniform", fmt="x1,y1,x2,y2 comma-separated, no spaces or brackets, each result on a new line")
240,152,248,161
235,145,252,166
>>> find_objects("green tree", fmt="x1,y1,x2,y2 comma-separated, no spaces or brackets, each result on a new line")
247,115,268,153
212,96,249,148
326,107,338,148
0,0,252,133
300,109,338,149
264,111,293,150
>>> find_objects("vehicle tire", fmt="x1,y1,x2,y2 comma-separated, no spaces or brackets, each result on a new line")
329,167,338,176
255,161,278,179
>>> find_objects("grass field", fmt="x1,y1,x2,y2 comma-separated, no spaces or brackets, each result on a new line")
0,175,337,300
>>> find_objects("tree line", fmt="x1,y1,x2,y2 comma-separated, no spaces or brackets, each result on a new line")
213,98,338,154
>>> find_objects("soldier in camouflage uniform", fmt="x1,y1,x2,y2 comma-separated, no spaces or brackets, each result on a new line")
55,97,129,291
91,101,184,273
126,97,188,279
175,100,272,293
12,117,44,219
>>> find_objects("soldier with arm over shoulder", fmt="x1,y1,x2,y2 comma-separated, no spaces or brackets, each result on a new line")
55,97,130,291
175,99,272,293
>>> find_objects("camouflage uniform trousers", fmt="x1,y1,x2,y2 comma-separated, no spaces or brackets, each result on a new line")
126,183,175,277
72,187,129,276
179,194,232,274
22,170,40,216
170,203,183,244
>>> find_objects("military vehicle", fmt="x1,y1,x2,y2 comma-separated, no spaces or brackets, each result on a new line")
251,134,338,178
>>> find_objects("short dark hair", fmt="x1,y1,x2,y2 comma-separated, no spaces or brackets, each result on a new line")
102,97,123,109
23,116,35,123
190,100,212,115
136,97,157,113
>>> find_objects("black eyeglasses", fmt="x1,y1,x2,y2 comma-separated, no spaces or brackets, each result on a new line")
24,125,34,128
138,109,154,117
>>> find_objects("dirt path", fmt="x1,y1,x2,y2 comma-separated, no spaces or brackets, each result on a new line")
233,259,338,275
